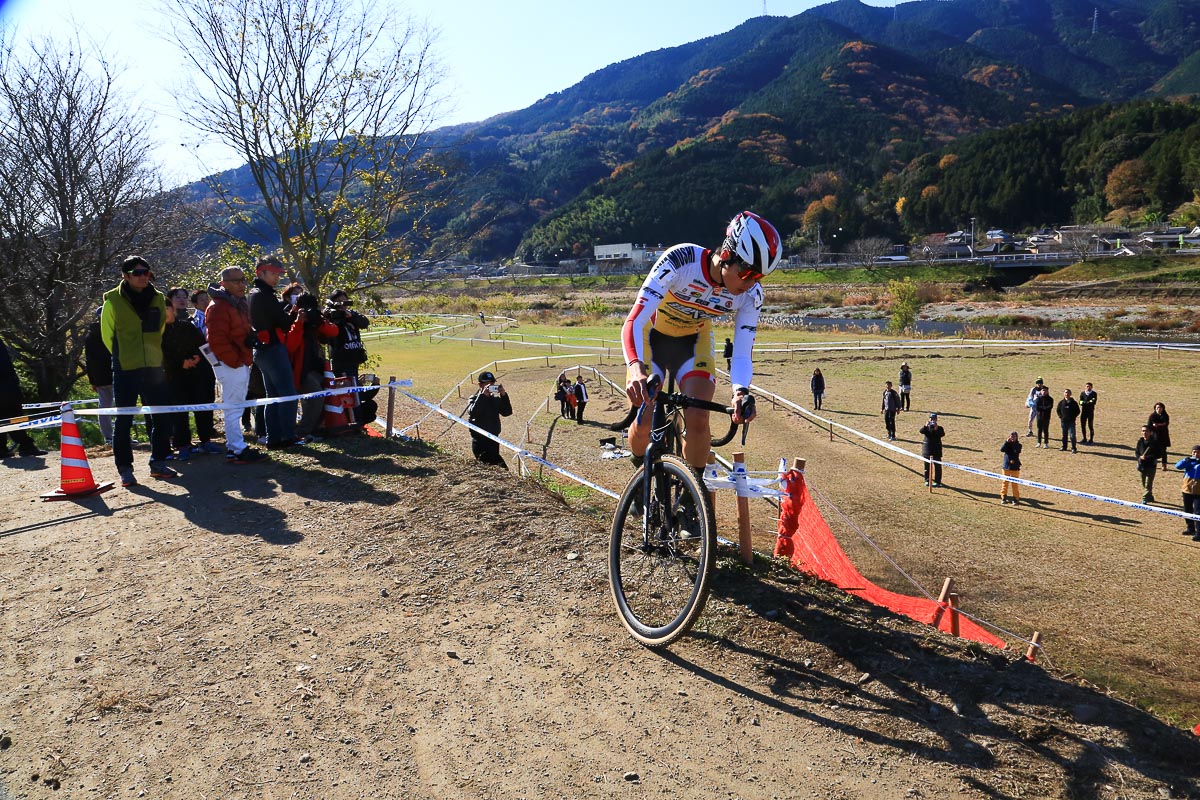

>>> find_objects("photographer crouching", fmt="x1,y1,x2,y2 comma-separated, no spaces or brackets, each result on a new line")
324,290,371,423
466,371,512,469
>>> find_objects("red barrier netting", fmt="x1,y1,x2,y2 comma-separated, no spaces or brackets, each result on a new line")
774,469,1006,650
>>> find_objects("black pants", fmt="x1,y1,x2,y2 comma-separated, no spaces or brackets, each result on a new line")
1183,492,1200,534
924,457,943,485
812,393,822,410
575,401,586,423
900,390,911,410
0,388,39,453
1080,407,1094,441
112,367,172,467
471,431,508,469
1036,413,1051,446
884,411,896,438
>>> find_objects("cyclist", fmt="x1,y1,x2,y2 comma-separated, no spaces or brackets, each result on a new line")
622,211,781,470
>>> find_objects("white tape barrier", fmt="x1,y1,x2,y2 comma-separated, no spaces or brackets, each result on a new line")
702,460,787,500
22,398,99,410
0,382,412,435
750,384,1200,525
392,387,620,501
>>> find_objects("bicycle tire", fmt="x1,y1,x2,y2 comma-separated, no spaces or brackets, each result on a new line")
609,454,716,647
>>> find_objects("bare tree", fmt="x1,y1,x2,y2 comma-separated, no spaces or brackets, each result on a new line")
1057,227,1095,262
849,236,893,269
165,0,445,297
0,36,189,401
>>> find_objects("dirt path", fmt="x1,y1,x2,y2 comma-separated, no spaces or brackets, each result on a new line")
5,412,1197,798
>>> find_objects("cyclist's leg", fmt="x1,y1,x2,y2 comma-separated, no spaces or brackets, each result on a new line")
680,373,715,470
627,329,669,462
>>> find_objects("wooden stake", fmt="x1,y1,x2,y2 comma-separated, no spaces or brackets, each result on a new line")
706,452,718,519
792,457,807,473
734,451,753,565
947,592,960,637
385,375,396,439
1025,631,1042,662
937,577,954,603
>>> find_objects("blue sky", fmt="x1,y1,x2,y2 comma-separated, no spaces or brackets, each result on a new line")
1,0,894,184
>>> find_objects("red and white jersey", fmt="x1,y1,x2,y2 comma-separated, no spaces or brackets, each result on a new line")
621,244,762,390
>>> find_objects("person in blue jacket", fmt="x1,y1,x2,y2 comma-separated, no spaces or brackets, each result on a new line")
1175,445,1200,541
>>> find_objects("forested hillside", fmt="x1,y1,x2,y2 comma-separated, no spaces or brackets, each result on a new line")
189,0,1200,261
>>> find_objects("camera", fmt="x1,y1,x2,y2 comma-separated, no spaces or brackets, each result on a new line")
487,384,502,397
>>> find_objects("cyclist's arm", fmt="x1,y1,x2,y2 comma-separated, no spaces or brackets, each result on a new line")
728,285,762,393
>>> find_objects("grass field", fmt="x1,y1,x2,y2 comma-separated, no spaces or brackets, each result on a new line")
370,317,1200,729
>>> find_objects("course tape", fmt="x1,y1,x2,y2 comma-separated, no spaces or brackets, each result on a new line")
392,387,620,501
750,383,1200,525
0,382,412,435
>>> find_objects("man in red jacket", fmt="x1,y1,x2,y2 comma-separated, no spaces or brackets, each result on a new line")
205,267,264,463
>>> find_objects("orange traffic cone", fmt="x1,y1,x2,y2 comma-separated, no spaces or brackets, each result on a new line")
42,403,114,501
321,362,357,437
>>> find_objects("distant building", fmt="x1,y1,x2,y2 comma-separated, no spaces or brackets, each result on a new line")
593,243,668,274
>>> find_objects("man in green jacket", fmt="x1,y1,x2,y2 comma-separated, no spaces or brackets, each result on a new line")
100,256,176,487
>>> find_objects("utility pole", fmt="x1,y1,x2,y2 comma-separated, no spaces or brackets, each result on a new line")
970,217,976,260
815,222,821,265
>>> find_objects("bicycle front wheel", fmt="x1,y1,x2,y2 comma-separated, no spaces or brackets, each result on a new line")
609,454,716,647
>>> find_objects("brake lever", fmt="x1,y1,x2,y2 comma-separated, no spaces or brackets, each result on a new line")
739,394,756,446
634,375,662,426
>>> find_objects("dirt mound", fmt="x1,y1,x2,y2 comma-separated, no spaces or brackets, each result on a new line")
1,436,1198,799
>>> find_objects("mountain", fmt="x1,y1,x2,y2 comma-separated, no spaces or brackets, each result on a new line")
187,0,1200,261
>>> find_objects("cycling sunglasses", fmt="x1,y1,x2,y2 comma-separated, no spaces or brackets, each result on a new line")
127,268,152,277
730,257,762,281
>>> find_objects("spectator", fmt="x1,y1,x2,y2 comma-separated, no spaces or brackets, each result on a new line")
0,337,48,459
241,364,267,442
164,287,221,457
1078,382,1097,444
1025,377,1046,436
84,306,114,445
190,289,210,338
999,430,1022,505
573,376,589,424
205,267,264,464
325,289,370,389
1147,402,1171,471
1056,388,1080,453
898,361,912,411
100,256,175,486
286,292,337,440
555,375,573,418
1175,446,1200,541
880,380,900,441
281,283,304,309
919,412,945,487
1136,424,1161,503
810,368,825,411
249,256,299,449
1171,448,1200,542
1034,385,1053,449
723,337,733,372
467,371,512,468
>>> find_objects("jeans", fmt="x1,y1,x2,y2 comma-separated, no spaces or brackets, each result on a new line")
112,367,172,468
254,344,297,444
1060,421,1077,450
812,392,822,410
95,384,114,441
213,362,250,455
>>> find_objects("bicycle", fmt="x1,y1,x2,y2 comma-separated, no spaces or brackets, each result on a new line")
608,376,751,647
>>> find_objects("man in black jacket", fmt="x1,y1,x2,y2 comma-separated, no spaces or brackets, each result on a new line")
248,257,298,448
1034,386,1054,448
0,338,48,459
573,377,588,424
467,371,512,468
1135,425,1162,503
880,380,900,441
325,290,371,423
1056,388,1080,453
1079,382,1097,444
919,413,945,487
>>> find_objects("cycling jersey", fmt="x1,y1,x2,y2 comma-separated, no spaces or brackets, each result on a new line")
621,244,762,390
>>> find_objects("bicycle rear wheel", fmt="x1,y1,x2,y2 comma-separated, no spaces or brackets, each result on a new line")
609,454,716,647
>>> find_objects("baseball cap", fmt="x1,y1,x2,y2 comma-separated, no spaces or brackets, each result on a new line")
928,412,938,419
256,257,285,273
1035,377,1043,383
477,371,495,382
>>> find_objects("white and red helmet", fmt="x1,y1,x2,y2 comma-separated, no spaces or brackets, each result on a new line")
722,211,782,277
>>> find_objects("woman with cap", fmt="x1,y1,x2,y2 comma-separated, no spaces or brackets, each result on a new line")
466,371,512,468
919,412,945,487
999,431,1022,505
898,362,912,411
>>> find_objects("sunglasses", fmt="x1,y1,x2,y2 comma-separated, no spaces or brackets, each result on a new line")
729,257,762,281
127,268,152,277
